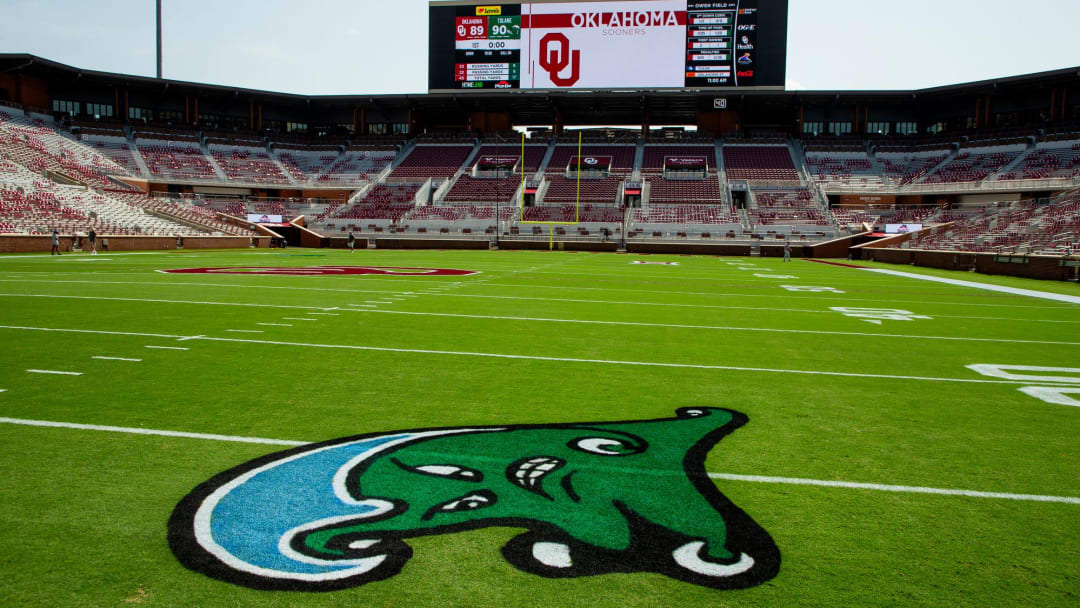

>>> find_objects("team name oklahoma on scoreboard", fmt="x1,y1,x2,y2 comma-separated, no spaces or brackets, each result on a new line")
429,0,787,92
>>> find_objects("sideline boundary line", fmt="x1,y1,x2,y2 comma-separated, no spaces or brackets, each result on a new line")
806,260,1080,305
0,416,1075,505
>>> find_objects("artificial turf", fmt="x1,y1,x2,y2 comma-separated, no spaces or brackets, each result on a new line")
0,248,1077,607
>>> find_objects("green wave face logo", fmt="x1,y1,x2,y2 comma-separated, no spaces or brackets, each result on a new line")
169,408,780,591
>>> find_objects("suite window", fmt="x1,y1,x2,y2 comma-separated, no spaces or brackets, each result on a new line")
801,121,823,136
86,103,113,118
827,122,852,136
866,122,890,135
895,122,917,135
53,99,81,115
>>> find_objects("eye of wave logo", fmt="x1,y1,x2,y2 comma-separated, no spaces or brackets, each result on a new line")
168,409,780,591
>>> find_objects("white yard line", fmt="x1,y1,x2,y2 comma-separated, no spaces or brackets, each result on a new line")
2,290,1071,325
0,417,305,446
145,345,189,351
2,278,1071,311
91,356,142,362
282,317,319,322
855,267,1080,305
707,473,1080,505
225,329,264,333
0,416,1074,505
0,293,335,311
26,369,82,376
1,324,1074,385
257,323,292,327
343,309,1080,346
472,281,1076,310
306,312,340,316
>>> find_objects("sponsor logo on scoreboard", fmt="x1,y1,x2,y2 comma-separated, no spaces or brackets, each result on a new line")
476,6,502,16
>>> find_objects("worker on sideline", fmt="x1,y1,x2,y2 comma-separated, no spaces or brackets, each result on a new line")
348,230,356,253
783,239,791,262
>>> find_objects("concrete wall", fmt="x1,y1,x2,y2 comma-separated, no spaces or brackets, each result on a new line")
627,242,751,256
0,235,268,253
862,247,1077,281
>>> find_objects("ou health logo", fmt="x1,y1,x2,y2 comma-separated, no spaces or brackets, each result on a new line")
539,33,580,87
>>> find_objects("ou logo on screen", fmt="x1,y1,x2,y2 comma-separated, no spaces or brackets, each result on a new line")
539,33,581,86
584,157,599,165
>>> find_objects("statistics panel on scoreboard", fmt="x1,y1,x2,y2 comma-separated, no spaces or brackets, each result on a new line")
429,0,787,91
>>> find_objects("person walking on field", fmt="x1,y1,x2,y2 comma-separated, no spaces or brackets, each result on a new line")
88,227,97,255
51,229,60,255
348,230,355,253
783,239,791,262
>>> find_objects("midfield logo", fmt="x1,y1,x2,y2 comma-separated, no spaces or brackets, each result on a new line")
169,409,780,591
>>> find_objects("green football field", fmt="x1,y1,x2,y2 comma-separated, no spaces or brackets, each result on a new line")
0,248,1077,607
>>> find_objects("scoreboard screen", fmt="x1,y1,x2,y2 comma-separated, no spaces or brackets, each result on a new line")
429,0,788,92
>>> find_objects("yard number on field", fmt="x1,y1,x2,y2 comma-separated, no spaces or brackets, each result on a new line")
967,364,1080,408
830,307,933,324
781,285,845,294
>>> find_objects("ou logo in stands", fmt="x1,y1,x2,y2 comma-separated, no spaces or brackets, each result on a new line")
539,33,581,87
584,157,599,165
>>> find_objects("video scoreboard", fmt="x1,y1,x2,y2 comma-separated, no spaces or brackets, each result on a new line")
429,0,788,92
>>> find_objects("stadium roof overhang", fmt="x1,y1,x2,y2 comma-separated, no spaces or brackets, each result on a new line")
1,53,1077,126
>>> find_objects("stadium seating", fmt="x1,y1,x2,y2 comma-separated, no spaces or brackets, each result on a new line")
444,175,518,203
645,177,725,204
0,111,134,188
995,141,1080,181
0,181,218,236
403,204,515,234
722,145,800,182
542,176,624,204
388,145,474,180
875,149,950,185
138,139,218,181
921,146,1023,184
896,195,1080,254
209,145,291,184
521,205,624,223
805,151,885,187
317,147,397,185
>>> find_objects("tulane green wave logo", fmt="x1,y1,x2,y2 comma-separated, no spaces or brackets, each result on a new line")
168,408,780,591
